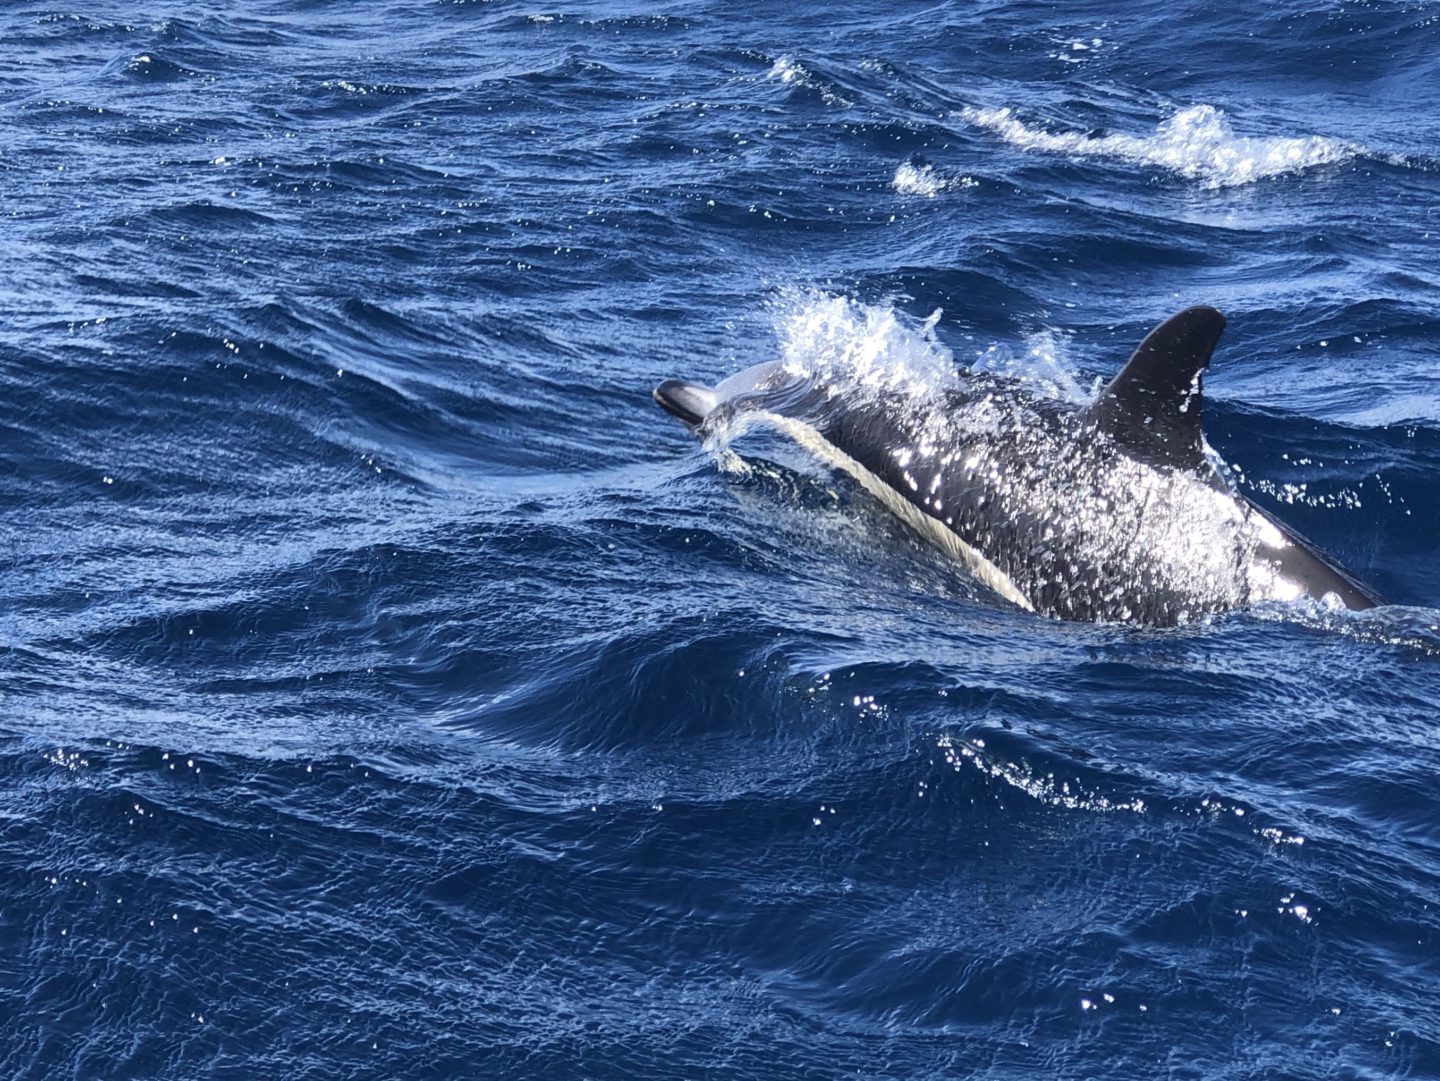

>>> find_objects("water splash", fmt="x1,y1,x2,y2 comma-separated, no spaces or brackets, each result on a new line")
770,291,1087,405
892,160,978,197
971,329,1091,403
960,103,1358,188
768,290,958,402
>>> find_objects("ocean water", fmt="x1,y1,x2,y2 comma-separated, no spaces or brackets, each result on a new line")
3,1,1440,1077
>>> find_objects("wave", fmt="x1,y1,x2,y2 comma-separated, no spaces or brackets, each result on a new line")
959,103,1358,188
766,55,851,107
122,52,198,81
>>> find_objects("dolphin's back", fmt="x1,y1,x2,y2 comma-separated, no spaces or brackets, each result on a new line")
652,307,1385,625
813,388,1253,623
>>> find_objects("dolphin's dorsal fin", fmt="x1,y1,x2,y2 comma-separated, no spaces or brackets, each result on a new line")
1083,305,1225,469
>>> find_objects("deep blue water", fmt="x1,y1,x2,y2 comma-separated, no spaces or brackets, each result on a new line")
3,1,1440,1077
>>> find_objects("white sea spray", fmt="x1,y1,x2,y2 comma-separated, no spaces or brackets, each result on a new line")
961,103,1358,188
892,161,979,197
768,289,960,402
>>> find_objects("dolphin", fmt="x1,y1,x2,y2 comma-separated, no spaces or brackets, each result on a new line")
652,305,1384,626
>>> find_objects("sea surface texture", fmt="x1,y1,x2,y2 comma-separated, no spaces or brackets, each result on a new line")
3,2,1440,1078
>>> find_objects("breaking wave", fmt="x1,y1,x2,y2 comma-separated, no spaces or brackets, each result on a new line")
892,160,978,197
960,103,1359,188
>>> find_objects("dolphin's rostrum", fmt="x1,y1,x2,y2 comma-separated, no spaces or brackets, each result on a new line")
654,306,1383,626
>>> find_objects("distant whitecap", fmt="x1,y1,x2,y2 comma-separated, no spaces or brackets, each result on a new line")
960,103,1358,188
891,160,978,197
123,52,194,81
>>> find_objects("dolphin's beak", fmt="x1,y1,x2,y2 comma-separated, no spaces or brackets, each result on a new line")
653,379,719,429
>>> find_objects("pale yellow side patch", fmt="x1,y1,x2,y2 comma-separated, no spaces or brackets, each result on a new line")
723,409,1036,612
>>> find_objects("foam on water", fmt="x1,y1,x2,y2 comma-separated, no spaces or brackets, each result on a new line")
1047,34,1114,66
891,160,978,197
960,103,1358,188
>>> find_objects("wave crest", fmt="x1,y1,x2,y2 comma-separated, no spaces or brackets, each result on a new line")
961,103,1357,188
766,55,850,106
892,161,978,197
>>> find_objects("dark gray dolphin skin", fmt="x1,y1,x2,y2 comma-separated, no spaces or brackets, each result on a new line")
653,306,1384,626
